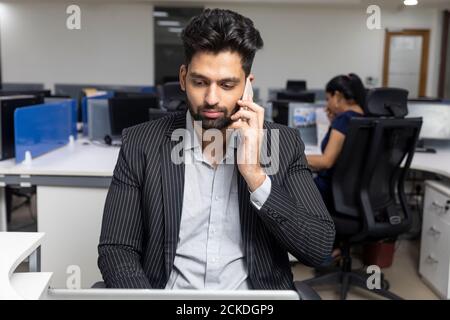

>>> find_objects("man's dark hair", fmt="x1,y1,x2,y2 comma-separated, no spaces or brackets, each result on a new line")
181,8,264,76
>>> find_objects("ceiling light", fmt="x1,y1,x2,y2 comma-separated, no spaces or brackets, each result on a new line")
157,20,180,27
404,0,418,6
168,27,183,33
153,11,169,18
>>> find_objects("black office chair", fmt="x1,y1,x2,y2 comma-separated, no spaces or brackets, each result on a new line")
6,186,36,226
162,82,187,111
303,88,422,300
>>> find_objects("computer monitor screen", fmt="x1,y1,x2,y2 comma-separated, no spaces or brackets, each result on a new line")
108,97,156,136
0,90,51,98
276,91,315,103
286,80,307,92
407,102,450,140
114,91,160,102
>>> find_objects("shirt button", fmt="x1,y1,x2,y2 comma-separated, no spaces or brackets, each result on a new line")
215,195,220,200
255,200,261,206
211,257,218,263
211,227,216,234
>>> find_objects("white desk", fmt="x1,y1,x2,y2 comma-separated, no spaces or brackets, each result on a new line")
1,139,448,290
409,150,450,179
0,139,119,289
304,143,450,179
0,232,299,300
0,232,51,299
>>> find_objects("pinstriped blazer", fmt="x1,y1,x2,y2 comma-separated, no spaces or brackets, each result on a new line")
98,111,335,290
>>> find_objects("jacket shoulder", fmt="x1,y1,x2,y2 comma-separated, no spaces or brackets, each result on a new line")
264,121,303,145
122,112,184,147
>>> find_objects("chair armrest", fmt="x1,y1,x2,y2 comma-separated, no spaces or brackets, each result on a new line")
293,281,321,300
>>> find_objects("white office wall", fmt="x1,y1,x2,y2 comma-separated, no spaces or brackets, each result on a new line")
0,1,154,90
0,1,442,99
204,3,442,100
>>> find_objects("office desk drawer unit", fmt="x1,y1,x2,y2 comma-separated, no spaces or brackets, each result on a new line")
419,180,450,299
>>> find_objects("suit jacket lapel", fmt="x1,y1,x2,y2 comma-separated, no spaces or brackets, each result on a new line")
161,112,186,279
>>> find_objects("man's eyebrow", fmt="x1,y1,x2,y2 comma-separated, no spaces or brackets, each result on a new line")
189,72,241,83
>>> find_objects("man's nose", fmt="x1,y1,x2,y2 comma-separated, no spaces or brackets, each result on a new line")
205,85,220,106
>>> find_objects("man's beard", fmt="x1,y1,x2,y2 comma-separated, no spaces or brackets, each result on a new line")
188,100,239,130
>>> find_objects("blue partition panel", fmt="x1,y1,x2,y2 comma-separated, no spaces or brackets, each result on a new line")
140,86,156,94
14,102,72,163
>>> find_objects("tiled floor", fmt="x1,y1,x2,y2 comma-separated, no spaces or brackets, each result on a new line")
292,240,440,300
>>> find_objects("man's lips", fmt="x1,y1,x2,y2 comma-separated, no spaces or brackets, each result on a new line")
201,110,224,119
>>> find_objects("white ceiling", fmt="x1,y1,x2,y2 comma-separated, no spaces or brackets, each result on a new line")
148,0,450,8
20,0,449,7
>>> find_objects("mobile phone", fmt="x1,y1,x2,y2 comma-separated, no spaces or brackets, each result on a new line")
237,77,253,122
242,76,253,102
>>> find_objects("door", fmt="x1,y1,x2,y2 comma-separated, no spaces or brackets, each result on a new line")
383,30,430,98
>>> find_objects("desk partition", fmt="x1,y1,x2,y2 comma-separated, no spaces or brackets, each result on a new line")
14,102,74,163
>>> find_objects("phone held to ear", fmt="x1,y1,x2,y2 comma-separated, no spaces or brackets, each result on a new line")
242,76,253,102
238,77,253,122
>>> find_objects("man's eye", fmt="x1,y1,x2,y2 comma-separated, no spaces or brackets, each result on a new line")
221,83,235,90
192,80,206,86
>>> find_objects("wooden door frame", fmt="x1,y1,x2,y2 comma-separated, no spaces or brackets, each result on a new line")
382,29,430,97
438,10,450,98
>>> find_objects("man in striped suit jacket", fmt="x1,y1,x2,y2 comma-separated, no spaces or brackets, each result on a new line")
98,8,335,290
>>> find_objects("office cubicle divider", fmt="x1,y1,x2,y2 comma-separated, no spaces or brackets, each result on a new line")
14,102,73,163
81,92,114,136
87,99,111,141
44,98,78,139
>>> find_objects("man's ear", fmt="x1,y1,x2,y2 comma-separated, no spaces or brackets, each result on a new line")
248,73,255,83
179,65,187,91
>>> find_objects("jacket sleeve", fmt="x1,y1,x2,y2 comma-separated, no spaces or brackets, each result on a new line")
97,128,151,288
256,130,336,267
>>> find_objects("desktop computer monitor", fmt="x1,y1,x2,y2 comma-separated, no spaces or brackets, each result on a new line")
108,97,157,136
407,101,450,152
276,91,315,103
0,90,51,99
114,91,159,101
286,80,307,92
271,100,323,146
0,95,44,160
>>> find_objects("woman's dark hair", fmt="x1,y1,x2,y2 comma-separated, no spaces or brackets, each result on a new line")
181,8,264,76
325,73,366,109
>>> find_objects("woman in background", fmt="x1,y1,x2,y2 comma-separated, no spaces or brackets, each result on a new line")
307,73,366,262
307,73,366,216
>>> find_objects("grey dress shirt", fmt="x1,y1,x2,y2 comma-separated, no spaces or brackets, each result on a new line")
165,111,271,290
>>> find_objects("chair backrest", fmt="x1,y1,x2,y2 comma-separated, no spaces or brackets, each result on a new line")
331,88,422,242
162,82,187,111
365,88,408,117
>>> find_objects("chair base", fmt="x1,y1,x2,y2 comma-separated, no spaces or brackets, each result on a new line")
302,270,402,300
